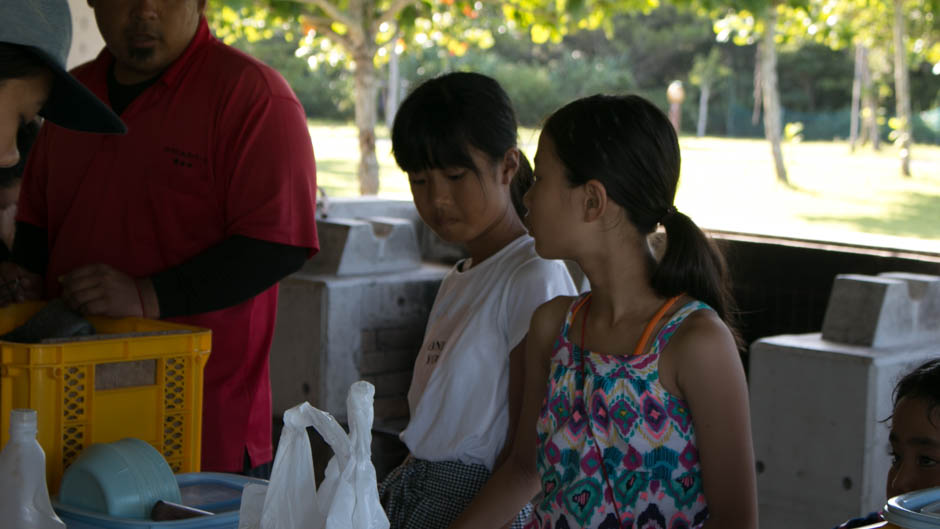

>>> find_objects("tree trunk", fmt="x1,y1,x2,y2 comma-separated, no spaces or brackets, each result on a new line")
761,7,788,185
354,50,380,195
727,64,736,135
697,82,710,137
892,0,912,177
850,45,863,152
859,49,880,150
752,45,762,126
385,46,400,129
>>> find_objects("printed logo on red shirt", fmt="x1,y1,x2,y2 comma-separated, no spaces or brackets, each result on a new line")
163,146,207,169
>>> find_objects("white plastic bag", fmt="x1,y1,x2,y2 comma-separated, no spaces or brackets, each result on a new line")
328,381,388,529
238,381,389,529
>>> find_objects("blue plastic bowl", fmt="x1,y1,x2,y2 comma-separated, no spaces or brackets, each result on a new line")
885,486,940,529
57,438,181,519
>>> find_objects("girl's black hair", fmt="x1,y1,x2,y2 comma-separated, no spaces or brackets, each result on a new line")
0,43,48,82
543,94,736,325
893,359,940,425
391,71,532,219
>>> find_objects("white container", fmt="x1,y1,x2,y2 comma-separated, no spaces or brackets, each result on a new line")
0,409,65,529
884,487,940,529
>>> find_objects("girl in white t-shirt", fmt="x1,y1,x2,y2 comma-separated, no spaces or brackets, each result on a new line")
377,72,577,529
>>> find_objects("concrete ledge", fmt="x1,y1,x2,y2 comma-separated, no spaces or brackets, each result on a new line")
270,264,450,421
304,216,421,276
750,335,938,529
822,272,940,347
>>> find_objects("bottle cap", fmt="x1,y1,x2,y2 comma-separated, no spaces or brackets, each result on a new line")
10,409,38,434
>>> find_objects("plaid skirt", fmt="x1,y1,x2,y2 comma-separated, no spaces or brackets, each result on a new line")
378,457,532,529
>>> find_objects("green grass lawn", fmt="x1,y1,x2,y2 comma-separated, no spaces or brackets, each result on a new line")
311,121,940,253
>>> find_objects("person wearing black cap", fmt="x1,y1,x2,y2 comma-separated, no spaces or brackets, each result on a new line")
4,0,320,479
0,0,126,168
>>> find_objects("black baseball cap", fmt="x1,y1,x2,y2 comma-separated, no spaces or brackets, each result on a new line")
1,0,126,134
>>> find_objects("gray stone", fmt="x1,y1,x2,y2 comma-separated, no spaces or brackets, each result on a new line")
269,264,449,422
752,270,940,529
315,197,465,263
750,334,938,529
360,349,421,377
880,272,940,338
374,328,424,353
362,370,413,398
822,273,940,347
316,197,422,223
303,217,421,276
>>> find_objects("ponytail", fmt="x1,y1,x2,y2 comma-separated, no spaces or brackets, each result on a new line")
509,152,533,221
653,211,736,327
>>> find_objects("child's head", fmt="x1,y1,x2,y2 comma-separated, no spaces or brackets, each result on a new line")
886,358,940,499
391,72,531,243
541,94,681,232
529,94,735,323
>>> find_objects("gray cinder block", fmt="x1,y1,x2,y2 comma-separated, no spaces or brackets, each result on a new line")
822,273,940,347
303,217,421,276
270,265,449,421
750,335,937,529
752,271,940,529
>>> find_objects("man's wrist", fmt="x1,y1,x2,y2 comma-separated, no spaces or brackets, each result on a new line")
134,278,160,319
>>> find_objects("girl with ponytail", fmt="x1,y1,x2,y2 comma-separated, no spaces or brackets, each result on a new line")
449,94,757,529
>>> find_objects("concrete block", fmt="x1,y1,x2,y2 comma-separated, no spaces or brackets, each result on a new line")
315,197,466,264
360,279,442,329
749,334,939,529
304,216,421,276
374,397,410,422
822,273,940,347
880,272,940,336
269,264,449,421
268,279,326,412
362,370,413,399
360,348,422,376
375,327,425,352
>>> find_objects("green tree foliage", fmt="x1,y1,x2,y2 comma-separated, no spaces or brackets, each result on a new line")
792,0,939,175
208,1,939,190
398,26,637,125
210,0,492,195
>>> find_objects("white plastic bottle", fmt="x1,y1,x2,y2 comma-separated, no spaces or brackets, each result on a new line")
0,409,65,529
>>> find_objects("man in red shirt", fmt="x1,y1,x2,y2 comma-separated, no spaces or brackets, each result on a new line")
4,0,319,475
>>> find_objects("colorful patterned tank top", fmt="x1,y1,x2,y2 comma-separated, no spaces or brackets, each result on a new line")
526,294,711,529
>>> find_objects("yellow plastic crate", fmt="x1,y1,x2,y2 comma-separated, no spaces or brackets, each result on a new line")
0,301,211,492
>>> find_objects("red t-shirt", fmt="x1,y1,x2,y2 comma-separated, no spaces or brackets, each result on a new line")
18,19,319,471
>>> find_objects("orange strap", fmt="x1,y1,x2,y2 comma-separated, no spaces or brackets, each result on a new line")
570,293,593,322
631,295,682,356
573,292,682,357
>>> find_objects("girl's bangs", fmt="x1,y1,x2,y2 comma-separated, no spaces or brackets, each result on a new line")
393,113,476,173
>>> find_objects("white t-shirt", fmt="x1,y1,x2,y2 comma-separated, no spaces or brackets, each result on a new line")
400,235,577,470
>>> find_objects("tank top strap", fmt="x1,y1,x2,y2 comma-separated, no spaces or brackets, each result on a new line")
561,292,592,341
648,300,713,355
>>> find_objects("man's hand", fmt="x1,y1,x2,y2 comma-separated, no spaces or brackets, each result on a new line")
60,264,148,318
0,204,17,251
0,261,42,306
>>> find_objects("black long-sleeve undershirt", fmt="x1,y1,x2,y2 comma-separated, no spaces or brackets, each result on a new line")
12,221,309,318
